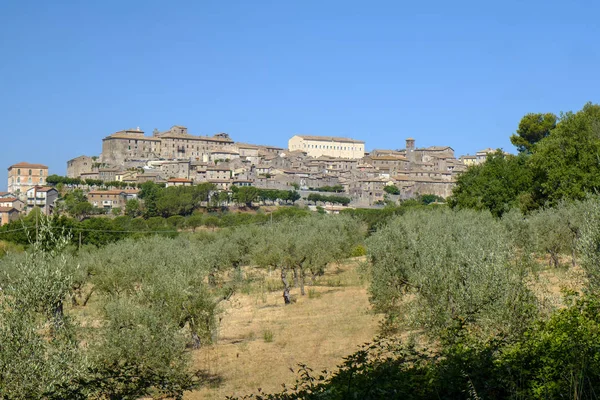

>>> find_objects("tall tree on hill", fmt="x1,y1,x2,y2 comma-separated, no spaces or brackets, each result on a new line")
510,112,557,154
448,150,535,217
530,103,600,205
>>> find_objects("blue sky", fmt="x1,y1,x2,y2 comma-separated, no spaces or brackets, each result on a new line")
1,0,599,190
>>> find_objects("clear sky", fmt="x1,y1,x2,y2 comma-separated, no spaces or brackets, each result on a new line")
1,0,599,190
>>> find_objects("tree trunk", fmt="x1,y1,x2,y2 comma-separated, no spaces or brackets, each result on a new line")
51,301,64,334
281,268,292,305
190,319,202,349
300,269,306,296
550,251,559,268
293,267,299,288
208,270,216,286
82,287,95,307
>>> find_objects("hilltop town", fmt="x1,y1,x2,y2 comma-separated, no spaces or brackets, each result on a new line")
1,126,495,224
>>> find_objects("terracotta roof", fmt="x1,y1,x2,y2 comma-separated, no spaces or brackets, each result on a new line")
9,162,48,169
211,150,240,155
0,207,18,213
28,186,57,193
370,156,408,161
425,146,453,151
0,192,12,197
294,135,365,144
0,197,19,202
235,143,260,149
159,132,234,143
167,178,193,183
89,189,139,195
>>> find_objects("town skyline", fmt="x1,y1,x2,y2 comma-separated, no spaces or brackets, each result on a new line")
2,1,599,190
0,126,500,192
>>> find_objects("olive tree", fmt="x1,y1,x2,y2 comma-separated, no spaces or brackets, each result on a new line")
367,209,536,341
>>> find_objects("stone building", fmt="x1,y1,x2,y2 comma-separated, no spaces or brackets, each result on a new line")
166,178,193,187
348,178,386,205
0,207,19,226
288,135,365,159
67,155,97,178
88,189,139,211
7,162,48,195
0,197,24,212
101,128,161,165
156,126,234,160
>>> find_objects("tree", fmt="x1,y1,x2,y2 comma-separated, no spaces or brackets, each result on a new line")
449,151,535,217
139,182,161,218
384,185,400,195
125,199,142,218
63,189,93,220
233,186,259,207
529,103,600,205
366,208,536,341
510,112,557,153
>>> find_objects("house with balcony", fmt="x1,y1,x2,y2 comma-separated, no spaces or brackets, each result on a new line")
25,186,58,215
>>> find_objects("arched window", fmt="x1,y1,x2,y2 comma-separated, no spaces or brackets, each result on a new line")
17,177,20,183
17,169,20,175
29,169,32,175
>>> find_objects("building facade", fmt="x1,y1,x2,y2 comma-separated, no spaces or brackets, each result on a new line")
288,135,365,159
25,186,58,215
7,162,49,195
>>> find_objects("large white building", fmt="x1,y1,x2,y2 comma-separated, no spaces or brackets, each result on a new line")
288,135,365,159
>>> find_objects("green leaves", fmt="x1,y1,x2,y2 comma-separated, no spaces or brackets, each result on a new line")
367,209,536,341
510,112,557,154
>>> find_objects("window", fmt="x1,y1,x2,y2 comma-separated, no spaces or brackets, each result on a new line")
17,177,20,183
17,169,21,175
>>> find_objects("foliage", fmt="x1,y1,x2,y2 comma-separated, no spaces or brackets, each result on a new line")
530,103,600,205
383,185,400,195
0,219,198,399
510,112,557,153
308,185,345,193
367,208,536,341
306,193,351,206
252,215,366,303
449,150,534,217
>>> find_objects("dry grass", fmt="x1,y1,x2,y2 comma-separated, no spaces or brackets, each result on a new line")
186,258,380,399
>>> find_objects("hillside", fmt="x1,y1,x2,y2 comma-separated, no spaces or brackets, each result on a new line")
187,258,381,399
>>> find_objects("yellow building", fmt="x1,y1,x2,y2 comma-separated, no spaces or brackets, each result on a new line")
7,162,48,195
288,135,365,159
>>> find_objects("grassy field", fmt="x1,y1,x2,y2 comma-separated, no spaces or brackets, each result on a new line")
186,258,381,399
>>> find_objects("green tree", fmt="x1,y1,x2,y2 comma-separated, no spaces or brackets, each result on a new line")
384,185,400,195
125,199,142,218
367,209,536,341
529,103,600,205
449,151,535,217
510,112,557,153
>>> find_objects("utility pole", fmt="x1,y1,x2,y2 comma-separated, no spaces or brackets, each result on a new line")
35,209,39,241
79,232,82,250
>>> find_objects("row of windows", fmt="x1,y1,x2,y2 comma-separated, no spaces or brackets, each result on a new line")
10,177,44,184
15,169,45,176
303,144,360,151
